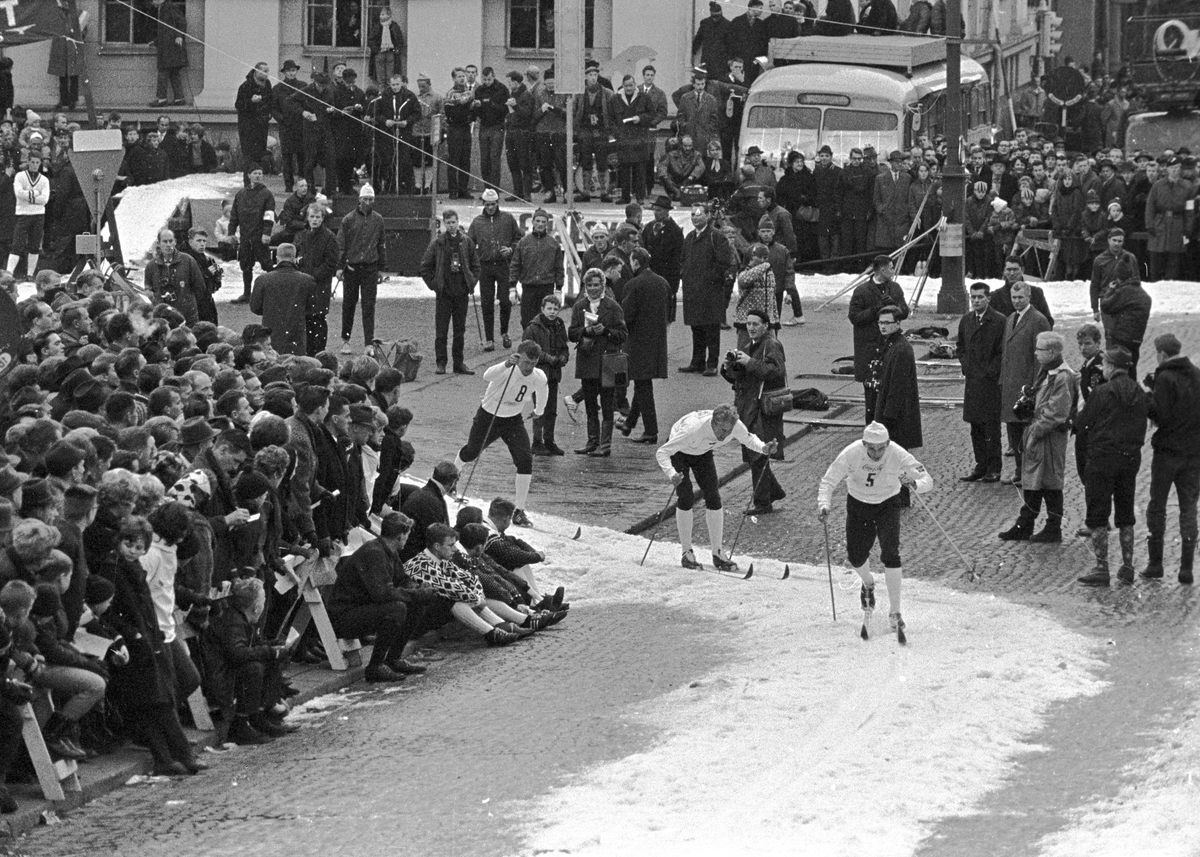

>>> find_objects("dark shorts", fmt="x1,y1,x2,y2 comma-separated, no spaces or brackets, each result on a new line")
670,451,721,512
845,493,902,568
458,407,533,475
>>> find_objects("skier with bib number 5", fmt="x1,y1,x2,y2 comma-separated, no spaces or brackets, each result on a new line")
817,421,933,643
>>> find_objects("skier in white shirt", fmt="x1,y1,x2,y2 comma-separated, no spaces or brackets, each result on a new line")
453,340,548,527
656,403,778,572
8,153,50,275
817,421,933,641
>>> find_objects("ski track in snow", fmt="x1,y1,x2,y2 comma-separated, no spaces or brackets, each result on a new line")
428,505,1108,857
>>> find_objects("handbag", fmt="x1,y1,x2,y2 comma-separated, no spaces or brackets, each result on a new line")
796,205,820,223
760,385,794,416
369,338,423,382
601,352,628,389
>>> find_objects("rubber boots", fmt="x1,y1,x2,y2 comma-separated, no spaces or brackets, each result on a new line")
1078,527,1110,586
1141,534,1165,579
1117,526,1136,584
1181,538,1195,585
589,419,613,457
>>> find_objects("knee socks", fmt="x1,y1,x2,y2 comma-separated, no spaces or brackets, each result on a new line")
854,558,875,588
884,566,903,614
514,473,531,510
705,508,724,556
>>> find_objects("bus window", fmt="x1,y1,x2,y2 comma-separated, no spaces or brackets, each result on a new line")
746,106,821,129
822,108,900,155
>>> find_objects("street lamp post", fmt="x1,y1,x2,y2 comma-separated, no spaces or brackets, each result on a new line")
937,0,966,315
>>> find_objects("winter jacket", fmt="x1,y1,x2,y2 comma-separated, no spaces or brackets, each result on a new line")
1148,356,1200,457
228,183,276,243
848,278,909,382
734,262,778,328
1021,361,1078,490
468,209,521,264
250,261,318,356
621,269,670,381
143,250,206,325
569,295,628,380
957,307,1006,424
1077,371,1147,460
419,230,480,297
523,311,571,384
337,207,387,267
509,232,564,288
474,80,510,128
1099,280,1152,347
873,330,923,450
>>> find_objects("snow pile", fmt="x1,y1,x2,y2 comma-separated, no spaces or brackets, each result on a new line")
114,174,242,266
491,508,1106,856
1036,707,1200,857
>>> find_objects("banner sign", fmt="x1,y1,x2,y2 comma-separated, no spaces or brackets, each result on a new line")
0,0,70,45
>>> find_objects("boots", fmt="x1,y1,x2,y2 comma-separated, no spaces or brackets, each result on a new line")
589,420,613,456
1078,528,1110,586
1117,526,1136,584
531,416,549,455
1180,539,1195,585
1029,516,1063,543
42,713,86,761
542,414,564,455
1141,534,1165,579
574,414,599,455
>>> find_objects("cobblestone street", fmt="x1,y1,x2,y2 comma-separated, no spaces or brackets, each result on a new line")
10,289,1200,856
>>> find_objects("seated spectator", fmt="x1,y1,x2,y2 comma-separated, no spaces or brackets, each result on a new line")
484,497,566,612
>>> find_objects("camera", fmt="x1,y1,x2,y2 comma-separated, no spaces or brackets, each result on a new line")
1012,384,1035,421
726,350,737,362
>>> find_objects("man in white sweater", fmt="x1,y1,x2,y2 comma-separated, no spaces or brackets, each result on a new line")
8,153,50,275
656,403,777,572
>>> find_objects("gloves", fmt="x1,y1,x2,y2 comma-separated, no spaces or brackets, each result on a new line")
1,677,33,705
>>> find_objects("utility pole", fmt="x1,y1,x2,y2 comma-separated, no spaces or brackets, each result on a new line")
936,0,966,316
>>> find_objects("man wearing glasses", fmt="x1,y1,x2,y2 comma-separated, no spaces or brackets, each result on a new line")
998,281,1052,488
871,305,921,506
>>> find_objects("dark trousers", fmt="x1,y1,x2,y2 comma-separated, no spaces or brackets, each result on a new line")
745,447,785,508
1017,488,1064,527
625,378,659,436
238,238,273,298
1075,430,1089,481
479,125,505,190
342,265,379,343
1149,252,1183,282
845,494,902,567
520,282,554,329
535,132,567,192
775,280,803,319
375,142,414,194
447,125,472,195
156,68,184,101
303,132,336,190
689,324,721,370
617,162,646,202
233,660,284,717
840,218,870,261
1084,451,1140,529
478,261,512,341
1146,452,1200,541
533,379,559,444
1006,421,1027,477
458,408,533,474
334,132,360,194
371,50,404,84
279,133,303,191
305,313,328,357
58,75,79,108
506,130,534,198
329,602,410,667
168,637,201,702
435,292,469,367
969,420,1002,475
0,699,23,779
134,703,193,766
670,450,720,511
581,378,615,426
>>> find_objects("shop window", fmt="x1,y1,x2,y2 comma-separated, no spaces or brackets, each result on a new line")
104,0,183,45
306,0,391,48
509,0,595,50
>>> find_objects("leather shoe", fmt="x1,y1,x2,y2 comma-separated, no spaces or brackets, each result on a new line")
998,524,1032,541
435,363,447,375
387,658,428,675
502,334,512,348
545,443,566,456
702,368,718,376
364,664,406,683
980,473,1001,483
152,761,192,777
483,341,496,352
531,442,552,456
744,504,775,515
959,471,986,482
632,434,658,444
453,365,475,375
677,364,702,373
617,420,633,436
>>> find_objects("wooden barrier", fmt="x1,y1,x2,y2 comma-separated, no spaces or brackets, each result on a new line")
21,692,80,802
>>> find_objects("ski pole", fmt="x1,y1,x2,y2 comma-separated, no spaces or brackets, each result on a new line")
457,362,516,505
471,287,484,345
821,516,837,622
727,459,765,562
910,489,978,580
639,484,677,566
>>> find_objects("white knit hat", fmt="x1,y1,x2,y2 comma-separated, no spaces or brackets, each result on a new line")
863,422,890,443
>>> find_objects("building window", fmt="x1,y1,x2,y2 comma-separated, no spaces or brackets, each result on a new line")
306,0,390,48
104,0,178,45
509,0,595,51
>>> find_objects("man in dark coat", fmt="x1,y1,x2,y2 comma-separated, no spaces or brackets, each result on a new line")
522,293,570,456
679,205,735,375
300,72,337,190
295,204,340,356
873,305,921,505
331,68,368,195
728,0,771,85
840,147,876,263
271,61,307,193
619,248,670,444
368,7,406,84
372,74,420,194
144,228,206,325
692,3,732,86
234,63,274,187
849,255,909,405
228,164,276,304
642,195,684,323
998,281,1051,485
721,309,787,514
815,0,857,35
420,209,481,375
811,145,843,262
873,150,913,252
957,282,1006,481
399,462,458,563
150,0,188,107
1099,273,1152,370
249,244,317,357
991,258,1054,325
858,0,899,35
182,226,222,325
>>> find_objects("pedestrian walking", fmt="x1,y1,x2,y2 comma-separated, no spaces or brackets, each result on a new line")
998,281,1051,485
618,247,669,444
336,184,387,352
568,269,628,457
817,421,933,641
1076,347,1148,586
452,343,548,528
656,404,777,572
958,282,1005,482
420,207,480,375
467,190,520,350
998,331,1078,543
1142,333,1200,584
522,293,570,456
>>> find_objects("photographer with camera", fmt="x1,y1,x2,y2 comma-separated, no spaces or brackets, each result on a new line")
998,281,1051,487
999,331,1079,543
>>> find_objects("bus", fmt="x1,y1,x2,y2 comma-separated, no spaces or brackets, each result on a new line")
739,34,991,165
1118,0,1200,152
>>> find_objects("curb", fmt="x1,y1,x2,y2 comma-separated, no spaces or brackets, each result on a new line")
623,402,852,536
0,661,365,844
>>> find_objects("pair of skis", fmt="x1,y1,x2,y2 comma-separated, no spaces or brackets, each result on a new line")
859,587,907,645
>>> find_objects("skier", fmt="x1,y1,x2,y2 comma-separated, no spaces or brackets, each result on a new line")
453,341,548,527
655,403,778,572
817,421,933,642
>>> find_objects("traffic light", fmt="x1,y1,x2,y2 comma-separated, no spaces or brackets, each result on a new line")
1046,11,1064,56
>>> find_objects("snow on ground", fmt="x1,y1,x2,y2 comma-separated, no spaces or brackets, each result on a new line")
1034,695,1200,857
444,505,1108,857
113,174,243,266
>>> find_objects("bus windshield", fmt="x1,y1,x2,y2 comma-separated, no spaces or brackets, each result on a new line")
746,106,821,129
821,109,899,155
